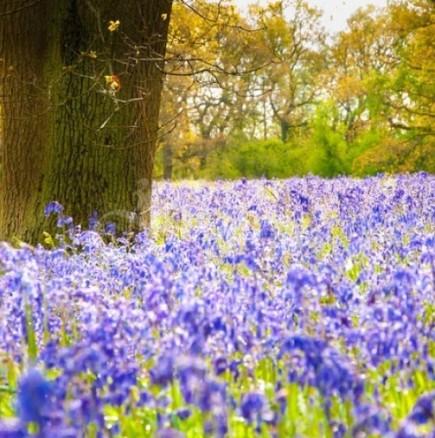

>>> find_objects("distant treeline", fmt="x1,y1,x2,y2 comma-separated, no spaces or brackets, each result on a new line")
155,0,434,180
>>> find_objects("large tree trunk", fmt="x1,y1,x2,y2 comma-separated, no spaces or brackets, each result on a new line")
0,0,172,242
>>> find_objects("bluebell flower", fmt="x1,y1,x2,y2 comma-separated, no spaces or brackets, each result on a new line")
285,267,317,298
174,408,191,421
136,390,152,408
213,413,229,438
44,201,63,217
105,222,117,234
149,354,175,386
240,392,264,423
407,391,435,424
88,211,99,230
259,220,274,239
0,419,24,438
17,368,51,427
214,357,228,375
330,420,346,438
229,360,241,381
56,215,73,228
157,427,184,438
352,403,392,436
395,421,424,438
172,211,182,222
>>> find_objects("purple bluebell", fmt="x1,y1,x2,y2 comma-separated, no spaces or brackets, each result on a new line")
406,391,435,424
150,355,175,386
17,368,51,428
44,201,63,217
0,419,24,438
157,428,184,438
240,392,273,425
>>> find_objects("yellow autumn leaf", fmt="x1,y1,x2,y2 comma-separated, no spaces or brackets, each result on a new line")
104,75,121,91
161,13,168,21
81,50,98,59
108,20,120,32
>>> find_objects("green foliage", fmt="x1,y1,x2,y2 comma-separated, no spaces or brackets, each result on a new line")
200,138,309,179
346,129,385,176
303,104,349,177
155,126,433,181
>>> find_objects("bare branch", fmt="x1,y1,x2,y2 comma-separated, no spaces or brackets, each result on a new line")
0,0,42,18
177,0,265,33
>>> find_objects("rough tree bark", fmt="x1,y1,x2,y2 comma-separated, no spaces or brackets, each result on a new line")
0,0,172,242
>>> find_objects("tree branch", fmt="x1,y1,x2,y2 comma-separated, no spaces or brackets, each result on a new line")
0,0,42,18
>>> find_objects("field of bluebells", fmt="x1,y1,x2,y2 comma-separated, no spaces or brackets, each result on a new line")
0,173,434,438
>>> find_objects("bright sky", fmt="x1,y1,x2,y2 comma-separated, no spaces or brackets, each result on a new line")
234,0,389,34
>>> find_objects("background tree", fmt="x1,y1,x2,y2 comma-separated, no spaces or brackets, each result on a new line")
314,5,399,174
0,0,172,242
158,0,264,178
368,0,435,172
248,0,326,142
300,0,434,175
157,0,327,178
